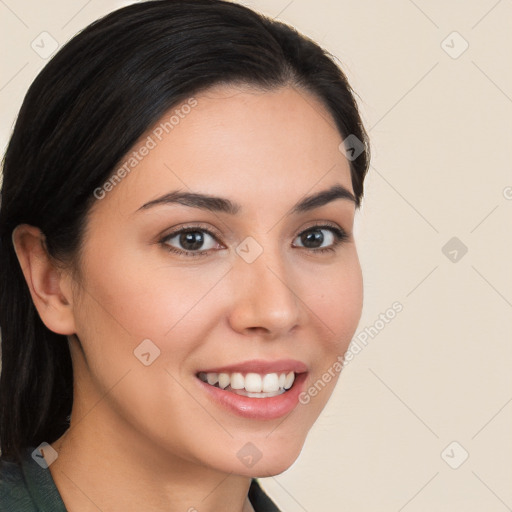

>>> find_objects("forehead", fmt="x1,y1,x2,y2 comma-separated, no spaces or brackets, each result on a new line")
92,84,353,218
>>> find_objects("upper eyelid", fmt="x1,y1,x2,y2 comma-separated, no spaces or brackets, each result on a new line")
161,223,223,239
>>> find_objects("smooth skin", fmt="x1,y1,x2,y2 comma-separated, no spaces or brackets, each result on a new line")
12,84,363,512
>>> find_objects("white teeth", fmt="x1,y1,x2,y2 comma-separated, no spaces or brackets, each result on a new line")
262,373,279,392
231,372,245,390
245,373,262,392
206,372,218,386
199,371,297,395
218,373,230,389
284,371,295,390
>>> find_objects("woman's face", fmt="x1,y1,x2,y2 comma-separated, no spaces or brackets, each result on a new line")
67,84,363,476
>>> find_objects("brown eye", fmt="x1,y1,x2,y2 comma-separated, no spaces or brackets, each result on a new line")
176,231,206,251
299,229,327,249
161,228,222,256
293,225,348,252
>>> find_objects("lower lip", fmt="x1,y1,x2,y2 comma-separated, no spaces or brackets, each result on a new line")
196,372,308,420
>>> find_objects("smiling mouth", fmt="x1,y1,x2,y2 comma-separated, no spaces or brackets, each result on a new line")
197,371,296,398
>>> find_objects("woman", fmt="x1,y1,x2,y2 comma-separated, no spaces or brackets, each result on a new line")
0,0,369,510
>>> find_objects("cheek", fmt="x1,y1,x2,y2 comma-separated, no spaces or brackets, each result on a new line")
70,252,230,454
306,252,363,350
333,261,363,347
74,241,232,365
298,254,362,405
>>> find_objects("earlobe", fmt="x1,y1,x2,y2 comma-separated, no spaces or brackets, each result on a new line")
11,224,77,335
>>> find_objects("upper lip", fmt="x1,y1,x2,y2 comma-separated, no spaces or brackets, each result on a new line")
197,359,308,375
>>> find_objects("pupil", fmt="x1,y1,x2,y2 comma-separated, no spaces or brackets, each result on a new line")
303,230,323,248
180,231,204,250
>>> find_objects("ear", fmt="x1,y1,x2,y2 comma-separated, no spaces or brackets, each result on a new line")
12,224,76,335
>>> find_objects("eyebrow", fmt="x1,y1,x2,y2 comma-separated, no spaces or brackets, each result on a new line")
137,184,356,215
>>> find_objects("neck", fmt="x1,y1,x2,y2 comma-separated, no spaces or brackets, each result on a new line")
49,412,254,512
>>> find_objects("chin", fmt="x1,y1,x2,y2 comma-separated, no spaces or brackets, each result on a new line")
250,457,300,478
234,438,305,478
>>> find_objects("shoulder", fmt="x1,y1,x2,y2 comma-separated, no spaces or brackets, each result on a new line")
0,456,38,511
1,446,67,512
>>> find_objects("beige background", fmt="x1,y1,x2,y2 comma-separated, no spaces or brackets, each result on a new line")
1,0,511,510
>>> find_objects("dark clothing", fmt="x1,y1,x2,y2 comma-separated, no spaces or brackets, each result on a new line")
0,447,281,511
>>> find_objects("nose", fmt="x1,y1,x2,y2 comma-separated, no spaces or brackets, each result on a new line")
227,244,302,338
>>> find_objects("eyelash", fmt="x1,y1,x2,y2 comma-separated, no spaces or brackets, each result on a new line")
159,222,349,258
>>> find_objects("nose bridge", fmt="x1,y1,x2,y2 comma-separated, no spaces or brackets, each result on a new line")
228,235,301,336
